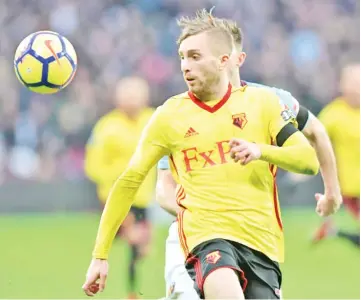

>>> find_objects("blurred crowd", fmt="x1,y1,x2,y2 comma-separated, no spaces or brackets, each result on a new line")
0,0,359,183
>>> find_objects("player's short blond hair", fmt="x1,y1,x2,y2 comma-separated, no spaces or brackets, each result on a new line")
177,8,243,51
177,9,234,55
220,19,243,50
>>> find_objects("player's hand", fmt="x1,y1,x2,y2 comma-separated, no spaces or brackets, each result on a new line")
82,258,109,296
315,192,342,217
229,138,261,165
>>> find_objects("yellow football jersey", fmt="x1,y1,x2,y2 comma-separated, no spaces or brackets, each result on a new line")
92,84,318,261
318,97,360,197
84,108,156,208
160,85,288,262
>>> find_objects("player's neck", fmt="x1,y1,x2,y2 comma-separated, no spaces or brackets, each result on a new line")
194,79,230,102
231,74,241,88
117,107,141,120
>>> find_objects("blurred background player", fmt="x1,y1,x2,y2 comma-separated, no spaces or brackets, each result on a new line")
84,76,156,299
313,64,360,248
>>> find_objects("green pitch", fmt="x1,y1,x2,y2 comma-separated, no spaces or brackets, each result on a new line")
0,209,359,299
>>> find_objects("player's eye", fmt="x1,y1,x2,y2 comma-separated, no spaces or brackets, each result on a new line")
192,54,200,60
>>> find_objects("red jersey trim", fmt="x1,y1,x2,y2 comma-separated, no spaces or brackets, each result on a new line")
188,83,232,113
177,209,190,257
269,164,283,230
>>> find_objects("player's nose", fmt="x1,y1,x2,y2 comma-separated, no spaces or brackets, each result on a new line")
181,59,191,73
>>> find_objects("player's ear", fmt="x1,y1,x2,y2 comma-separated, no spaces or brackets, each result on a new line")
237,52,246,67
219,54,230,70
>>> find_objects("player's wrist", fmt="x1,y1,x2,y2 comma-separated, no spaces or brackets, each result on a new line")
92,251,109,260
257,144,271,161
254,143,261,159
324,186,342,199
325,191,342,200
92,256,108,261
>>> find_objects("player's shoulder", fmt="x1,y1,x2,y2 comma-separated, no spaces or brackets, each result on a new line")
141,107,156,118
158,91,190,112
241,84,280,104
324,97,345,110
318,97,345,118
145,92,189,125
93,110,122,131
138,107,156,124
245,81,293,98
245,81,299,113
164,91,189,105
87,111,121,144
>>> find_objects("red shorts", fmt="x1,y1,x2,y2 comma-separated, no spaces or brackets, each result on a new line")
343,196,360,220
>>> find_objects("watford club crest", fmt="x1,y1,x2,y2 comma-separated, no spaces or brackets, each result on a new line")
232,113,247,129
206,250,222,264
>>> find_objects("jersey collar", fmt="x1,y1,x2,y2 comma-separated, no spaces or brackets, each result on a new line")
188,83,232,113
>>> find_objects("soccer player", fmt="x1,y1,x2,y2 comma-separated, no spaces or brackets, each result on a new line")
313,64,360,248
84,76,156,299
82,12,320,300
157,11,342,299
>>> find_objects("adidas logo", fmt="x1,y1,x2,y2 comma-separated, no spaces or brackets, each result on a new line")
184,127,199,138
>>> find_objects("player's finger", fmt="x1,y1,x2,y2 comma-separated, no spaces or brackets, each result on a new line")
230,148,238,159
314,193,322,202
229,138,242,147
82,279,92,291
230,144,248,155
316,205,324,216
83,272,98,296
84,290,94,297
235,149,249,162
90,283,100,294
233,152,242,162
82,283,95,297
99,272,107,292
242,154,253,165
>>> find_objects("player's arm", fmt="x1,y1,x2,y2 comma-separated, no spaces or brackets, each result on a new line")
298,107,341,197
276,89,340,196
156,167,179,217
83,107,171,296
92,107,170,259
231,91,319,175
258,125,319,175
260,92,319,174
259,94,319,175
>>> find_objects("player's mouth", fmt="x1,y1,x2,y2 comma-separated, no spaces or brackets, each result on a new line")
185,77,196,83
